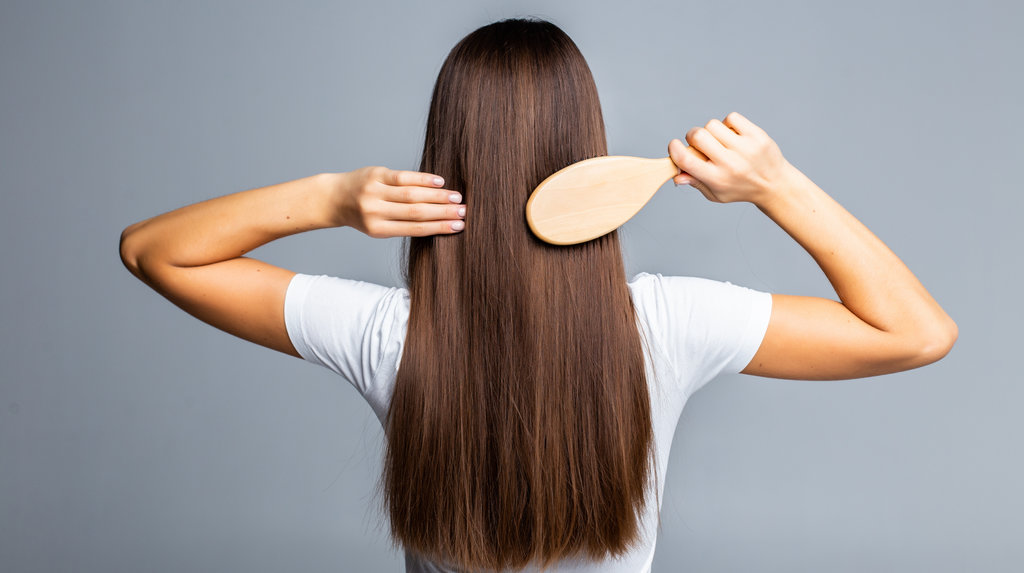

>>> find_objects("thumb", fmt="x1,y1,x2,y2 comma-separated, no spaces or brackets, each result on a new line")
689,179,721,203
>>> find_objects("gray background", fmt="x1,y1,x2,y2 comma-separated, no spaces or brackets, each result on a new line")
1,0,1020,571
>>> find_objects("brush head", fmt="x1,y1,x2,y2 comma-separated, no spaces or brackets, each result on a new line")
525,156,680,245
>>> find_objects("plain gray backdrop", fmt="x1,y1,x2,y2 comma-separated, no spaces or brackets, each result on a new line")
1,1,1020,571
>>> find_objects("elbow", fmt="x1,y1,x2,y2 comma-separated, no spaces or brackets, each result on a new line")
119,222,171,285
119,225,143,278
917,318,958,365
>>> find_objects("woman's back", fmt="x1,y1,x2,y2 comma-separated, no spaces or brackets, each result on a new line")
283,270,773,571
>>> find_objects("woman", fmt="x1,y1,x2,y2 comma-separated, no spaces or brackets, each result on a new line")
119,17,957,573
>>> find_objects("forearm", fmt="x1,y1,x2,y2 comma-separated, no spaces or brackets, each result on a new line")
120,173,341,275
755,165,957,349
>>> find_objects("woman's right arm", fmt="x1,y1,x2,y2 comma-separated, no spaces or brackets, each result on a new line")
668,112,957,380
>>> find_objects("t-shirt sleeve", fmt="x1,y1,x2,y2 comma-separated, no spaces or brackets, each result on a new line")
632,272,773,396
283,273,406,397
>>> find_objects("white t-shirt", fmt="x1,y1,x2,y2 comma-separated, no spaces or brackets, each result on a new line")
284,271,773,573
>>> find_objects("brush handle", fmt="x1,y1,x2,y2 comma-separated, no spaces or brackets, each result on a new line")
651,156,681,185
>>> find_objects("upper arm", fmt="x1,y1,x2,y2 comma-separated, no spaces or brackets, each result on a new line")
125,255,301,358
740,293,955,380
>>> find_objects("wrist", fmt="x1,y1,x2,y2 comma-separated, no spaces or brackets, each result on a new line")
752,162,813,213
317,171,351,228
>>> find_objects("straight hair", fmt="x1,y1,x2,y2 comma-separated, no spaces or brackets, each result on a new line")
381,17,658,571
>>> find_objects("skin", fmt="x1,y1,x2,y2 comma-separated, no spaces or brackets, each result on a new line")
119,111,957,380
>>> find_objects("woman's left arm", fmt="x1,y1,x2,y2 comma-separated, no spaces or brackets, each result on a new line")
119,168,465,357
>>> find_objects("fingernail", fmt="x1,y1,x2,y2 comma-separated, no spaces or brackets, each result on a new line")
434,177,445,186
457,206,466,217
449,193,462,203
451,220,465,231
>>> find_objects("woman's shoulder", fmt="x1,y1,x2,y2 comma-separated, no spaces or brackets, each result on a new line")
628,271,740,300
626,270,773,391
626,270,772,335
284,273,410,417
289,273,409,305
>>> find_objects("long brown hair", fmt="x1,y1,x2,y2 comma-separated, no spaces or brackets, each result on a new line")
381,17,657,571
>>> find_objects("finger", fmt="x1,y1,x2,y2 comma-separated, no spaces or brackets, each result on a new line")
382,201,466,223
722,111,766,139
388,185,463,205
668,138,715,181
704,118,742,148
673,173,694,186
685,126,730,165
383,169,446,188
376,218,465,238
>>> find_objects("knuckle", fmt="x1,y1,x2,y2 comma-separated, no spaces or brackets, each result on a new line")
407,204,424,219
401,186,414,202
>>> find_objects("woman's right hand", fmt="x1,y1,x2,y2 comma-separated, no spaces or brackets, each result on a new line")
672,113,958,381
668,111,793,205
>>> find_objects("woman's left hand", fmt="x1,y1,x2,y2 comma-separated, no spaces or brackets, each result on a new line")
331,166,466,237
